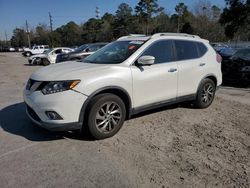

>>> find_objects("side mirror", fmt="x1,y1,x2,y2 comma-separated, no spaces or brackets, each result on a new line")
137,55,155,66
85,48,90,52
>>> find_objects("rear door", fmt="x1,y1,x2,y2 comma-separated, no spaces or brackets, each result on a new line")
131,40,178,108
174,40,206,97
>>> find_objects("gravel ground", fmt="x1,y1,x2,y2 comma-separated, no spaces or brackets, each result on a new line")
0,52,249,188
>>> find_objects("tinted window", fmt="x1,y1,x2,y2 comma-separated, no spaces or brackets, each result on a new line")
54,49,62,54
141,40,174,64
197,42,207,56
174,40,199,61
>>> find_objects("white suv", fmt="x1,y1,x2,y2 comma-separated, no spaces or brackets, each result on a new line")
23,33,222,139
23,45,49,57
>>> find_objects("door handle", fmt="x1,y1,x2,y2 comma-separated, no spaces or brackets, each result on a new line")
199,63,206,67
168,68,177,72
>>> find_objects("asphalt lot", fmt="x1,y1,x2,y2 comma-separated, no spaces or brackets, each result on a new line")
0,52,250,187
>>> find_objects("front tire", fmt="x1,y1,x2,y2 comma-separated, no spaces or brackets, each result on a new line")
43,59,50,66
35,58,42,65
26,52,32,57
87,94,126,139
194,78,216,109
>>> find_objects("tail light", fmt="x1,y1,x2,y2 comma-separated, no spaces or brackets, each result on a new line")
216,53,222,63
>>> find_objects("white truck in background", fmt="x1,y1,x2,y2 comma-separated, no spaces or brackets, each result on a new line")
22,45,49,57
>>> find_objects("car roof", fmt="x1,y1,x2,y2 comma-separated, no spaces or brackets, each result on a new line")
88,42,108,46
52,47,71,50
117,33,207,43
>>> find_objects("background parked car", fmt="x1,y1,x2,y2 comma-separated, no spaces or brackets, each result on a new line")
222,48,250,86
211,43,229,52
28,47,73,65
218,47,237,61
16,47,24,52
9,47,15,52
56,42,107,63
22,45,49,57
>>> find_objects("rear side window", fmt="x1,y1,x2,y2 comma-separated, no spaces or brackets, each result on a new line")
197,42,208,56
141,40,174,64
174,40,199,61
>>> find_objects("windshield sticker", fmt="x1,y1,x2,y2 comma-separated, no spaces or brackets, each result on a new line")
128,45,136,50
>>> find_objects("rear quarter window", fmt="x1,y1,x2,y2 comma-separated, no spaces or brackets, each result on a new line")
196,42,208,57
174,40,199,61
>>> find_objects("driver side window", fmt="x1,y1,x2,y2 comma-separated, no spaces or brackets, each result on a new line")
141,40,174,64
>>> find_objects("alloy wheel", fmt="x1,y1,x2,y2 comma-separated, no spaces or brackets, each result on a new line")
95,101,122,134
201,83,214,103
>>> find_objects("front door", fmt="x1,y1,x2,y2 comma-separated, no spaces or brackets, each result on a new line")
131,40,178,108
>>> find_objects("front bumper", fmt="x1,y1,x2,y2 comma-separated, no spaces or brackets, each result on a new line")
23,89,88,131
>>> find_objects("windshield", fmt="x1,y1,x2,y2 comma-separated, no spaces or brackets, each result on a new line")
44,48,53,54
74,44,88,53
83,40,145,64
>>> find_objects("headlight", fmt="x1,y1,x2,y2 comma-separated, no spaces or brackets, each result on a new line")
41,80,80,95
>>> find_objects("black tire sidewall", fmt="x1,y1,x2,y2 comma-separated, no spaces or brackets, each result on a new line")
87,94,126,139
195,78,216,109
36,58,42,65
26,52,31,57
43,59,50,66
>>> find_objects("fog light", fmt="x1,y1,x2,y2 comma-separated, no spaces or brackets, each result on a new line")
45,111,63,120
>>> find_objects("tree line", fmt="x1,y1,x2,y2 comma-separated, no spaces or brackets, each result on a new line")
5,0,250,48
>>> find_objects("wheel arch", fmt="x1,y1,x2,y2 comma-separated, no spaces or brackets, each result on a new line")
79,86,132,127
196,74,218,95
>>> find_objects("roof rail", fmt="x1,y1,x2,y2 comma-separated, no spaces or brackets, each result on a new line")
117,34,147,40
151,33,200,39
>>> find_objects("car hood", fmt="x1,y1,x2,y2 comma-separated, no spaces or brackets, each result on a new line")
30,61,109,81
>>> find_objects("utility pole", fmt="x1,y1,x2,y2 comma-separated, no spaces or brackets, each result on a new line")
5,31,8,47
26,20,31,48
49,12,53,32
95,7,100,19
177,16,180,33
5,31,7,42
49,12,53,47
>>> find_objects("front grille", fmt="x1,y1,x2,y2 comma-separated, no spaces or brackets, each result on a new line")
26,105,41,122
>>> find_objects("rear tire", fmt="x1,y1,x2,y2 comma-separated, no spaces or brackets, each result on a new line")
86,94,126,139
194,78,216,109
